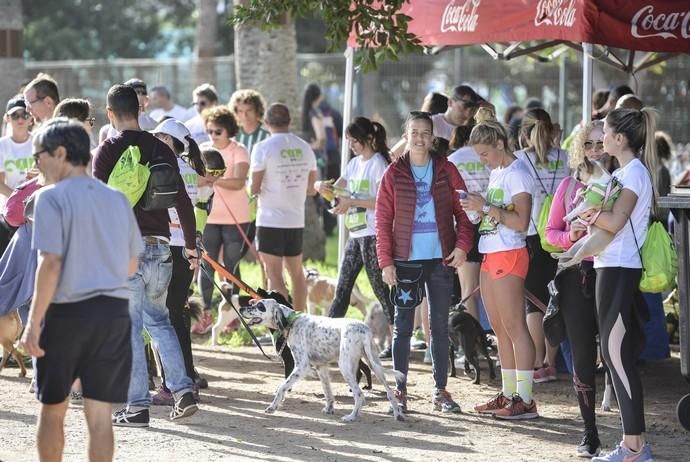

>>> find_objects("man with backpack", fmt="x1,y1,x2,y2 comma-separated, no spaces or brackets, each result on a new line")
92,84,199,427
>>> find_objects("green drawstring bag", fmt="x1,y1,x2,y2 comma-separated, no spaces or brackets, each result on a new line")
638,221,678,293
107,145,150,207
537,194,561,253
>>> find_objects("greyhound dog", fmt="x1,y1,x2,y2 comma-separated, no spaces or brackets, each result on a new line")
240,298,404,422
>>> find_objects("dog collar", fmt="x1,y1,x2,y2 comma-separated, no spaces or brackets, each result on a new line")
272,311,302,351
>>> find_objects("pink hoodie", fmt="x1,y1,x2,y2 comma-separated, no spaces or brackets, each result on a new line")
545,176,585,251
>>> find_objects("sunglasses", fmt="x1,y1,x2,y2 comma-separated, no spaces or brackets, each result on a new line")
86,117,96,127
9,111,31,121
206,168,226,176
206,129,224,136
32,149,48,163
584,140,604,150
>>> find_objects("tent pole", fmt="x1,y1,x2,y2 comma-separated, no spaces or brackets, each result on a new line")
581,42,593,124
338,47,355,268
559,55,566,135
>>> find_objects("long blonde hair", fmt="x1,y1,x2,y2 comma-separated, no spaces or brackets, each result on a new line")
569,120,604,169
519,108,555,164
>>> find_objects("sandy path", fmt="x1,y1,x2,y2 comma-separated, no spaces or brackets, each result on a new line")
1,346,688,461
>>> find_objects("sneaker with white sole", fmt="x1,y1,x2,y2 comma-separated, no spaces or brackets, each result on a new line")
493,394,539,420
432,388,461,413
576,430,601,458
170,391,198,420
112,408,150,428
592,442,652,462
151,387,174,406
474,392,510,414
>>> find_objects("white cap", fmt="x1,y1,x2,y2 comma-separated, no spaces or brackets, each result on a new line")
151,119,190,150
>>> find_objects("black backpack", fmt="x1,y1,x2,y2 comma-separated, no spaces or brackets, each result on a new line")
138,139,179,211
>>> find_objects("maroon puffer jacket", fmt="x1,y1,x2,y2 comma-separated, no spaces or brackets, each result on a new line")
375,153,474,269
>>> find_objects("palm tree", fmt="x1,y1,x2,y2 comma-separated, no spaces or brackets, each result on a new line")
233,1,325,260
0,1,25,110
194,0,218,87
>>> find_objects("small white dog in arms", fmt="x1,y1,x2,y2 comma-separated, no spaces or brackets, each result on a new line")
239,298,405,422
305,268,370,317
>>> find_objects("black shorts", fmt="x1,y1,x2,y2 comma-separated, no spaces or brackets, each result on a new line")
257,226,304,257
467,223,483,264
35,296,131,405
525,234,558,315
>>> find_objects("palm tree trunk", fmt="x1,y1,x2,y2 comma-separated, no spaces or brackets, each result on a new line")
194,0,218,87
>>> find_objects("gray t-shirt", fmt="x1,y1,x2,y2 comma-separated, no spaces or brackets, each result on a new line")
32,176,144,303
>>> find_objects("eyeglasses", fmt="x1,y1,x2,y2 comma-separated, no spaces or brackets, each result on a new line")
206,129,224,136
9,111,31,121
206,168,226,176
584,140,604,151
26,96,46,107
193,100,208,108
85,117,96,127
32,149,48,163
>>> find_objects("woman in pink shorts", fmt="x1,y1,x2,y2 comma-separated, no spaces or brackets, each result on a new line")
460,120,537,420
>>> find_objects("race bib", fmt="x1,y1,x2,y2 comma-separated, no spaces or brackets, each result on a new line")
345,208,367,232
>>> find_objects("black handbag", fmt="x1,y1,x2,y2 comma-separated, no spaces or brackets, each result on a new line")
543,275,567,347
389,261,425,309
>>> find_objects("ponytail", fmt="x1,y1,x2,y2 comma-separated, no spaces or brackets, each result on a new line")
371,121,391,164
641,108,659,197
184,135,206,177
520,108,554,164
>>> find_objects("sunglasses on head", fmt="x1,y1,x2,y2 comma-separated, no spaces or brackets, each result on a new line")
10,111,31,121
206,168,226,176
584,140,604,150
206,129,224,136
133,88,147,96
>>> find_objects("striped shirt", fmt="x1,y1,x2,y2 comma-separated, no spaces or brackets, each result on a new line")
236,126,271,157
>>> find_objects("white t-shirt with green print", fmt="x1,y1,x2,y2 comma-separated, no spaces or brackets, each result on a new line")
478,158,535,254
0,135,33,212
341,152,388,239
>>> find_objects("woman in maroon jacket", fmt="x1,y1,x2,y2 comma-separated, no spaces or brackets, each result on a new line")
376,111,474,415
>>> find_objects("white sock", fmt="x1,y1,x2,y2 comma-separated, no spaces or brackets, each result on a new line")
516,369,534,404
501,369,516,396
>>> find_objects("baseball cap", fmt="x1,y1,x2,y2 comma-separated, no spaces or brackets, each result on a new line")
5,96,26,115
124,78,147,95
151,118,190,150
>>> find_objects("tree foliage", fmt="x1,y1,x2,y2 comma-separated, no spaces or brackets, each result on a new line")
229,0,423,72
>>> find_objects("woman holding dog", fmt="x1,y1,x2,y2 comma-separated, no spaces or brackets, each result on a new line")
315,116,396,353
580,108,658,462
515,108,570,383
460,119,539,420
545,120,608,457
151,119,207,403
376,111,474,414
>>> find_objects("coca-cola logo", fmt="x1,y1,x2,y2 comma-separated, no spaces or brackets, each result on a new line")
534,0,577,28
631,5,690,39
440,0,480,33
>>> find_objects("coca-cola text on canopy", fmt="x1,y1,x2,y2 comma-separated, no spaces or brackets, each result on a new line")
440,0,481,33
631,5,690,40
534,0,577,28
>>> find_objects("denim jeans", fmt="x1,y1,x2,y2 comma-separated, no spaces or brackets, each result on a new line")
392,259,454,391
127,243,193,408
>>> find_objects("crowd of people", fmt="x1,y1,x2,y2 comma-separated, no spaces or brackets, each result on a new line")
0,72,675,462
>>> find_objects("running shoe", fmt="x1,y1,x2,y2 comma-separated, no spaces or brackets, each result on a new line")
378,345,392,359
592,442,652,462
112,408,150,428
195,375,209,389
70,390,83,405
170,391,199,420
474,392,510,414
546,366,558,381
576,430,601,458
388,389,407,414
432,388,462,413
191,311,213,334
493,394,539,420
151,387,174,406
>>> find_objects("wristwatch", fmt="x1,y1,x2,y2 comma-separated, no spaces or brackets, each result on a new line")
482,204,491,215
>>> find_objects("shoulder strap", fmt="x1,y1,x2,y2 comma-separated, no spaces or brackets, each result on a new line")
564,176,578,214
523,151,549,194
628,217,646,271
549,149,562,192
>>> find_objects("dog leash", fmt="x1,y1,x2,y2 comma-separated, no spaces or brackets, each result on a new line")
193,240,273,360
449,285,481,313
524,289,547,313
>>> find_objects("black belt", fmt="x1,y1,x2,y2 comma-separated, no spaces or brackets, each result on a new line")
143,236,169,245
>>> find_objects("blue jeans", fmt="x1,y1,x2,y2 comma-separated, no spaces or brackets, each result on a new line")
392,259,453,391
127,243,193,408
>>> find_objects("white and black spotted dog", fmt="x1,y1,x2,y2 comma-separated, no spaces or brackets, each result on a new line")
239,299,405,422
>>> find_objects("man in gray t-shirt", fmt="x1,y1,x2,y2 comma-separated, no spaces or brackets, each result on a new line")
20,119,142,462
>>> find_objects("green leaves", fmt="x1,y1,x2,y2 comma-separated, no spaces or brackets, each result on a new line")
229,0,423,72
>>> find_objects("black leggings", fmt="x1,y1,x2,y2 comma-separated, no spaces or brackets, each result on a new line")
327,235,394,324
162,246,196,388
525,234,558,314
200,223,249,306
595,267,647,435
559,264,598,433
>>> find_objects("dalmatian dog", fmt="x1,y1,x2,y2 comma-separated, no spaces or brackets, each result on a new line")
239,299,405,422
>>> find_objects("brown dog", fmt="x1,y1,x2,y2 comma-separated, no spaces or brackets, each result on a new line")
0,311,27,377
305,269,370,317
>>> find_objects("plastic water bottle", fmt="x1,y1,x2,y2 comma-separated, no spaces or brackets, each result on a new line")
457,189,481,224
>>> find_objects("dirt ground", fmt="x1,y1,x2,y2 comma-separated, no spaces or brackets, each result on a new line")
1,345,689,462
